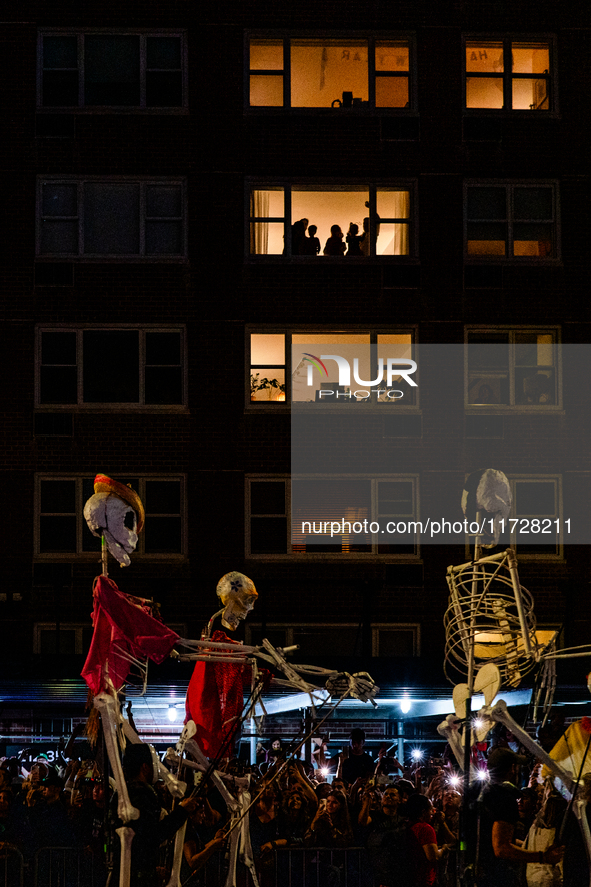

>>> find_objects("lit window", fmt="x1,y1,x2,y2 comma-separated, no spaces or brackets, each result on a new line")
466,328,559,408
464,37,554,111
246,476,419,557
248,329,415,406
36,476,185,557
465,183,558,260
38,31,186,109
248,183,415,257
248,35,414,111
36,327,186,407
37,178,187,259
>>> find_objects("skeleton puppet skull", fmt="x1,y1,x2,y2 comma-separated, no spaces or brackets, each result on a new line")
216,571,258,630
83,474,145,567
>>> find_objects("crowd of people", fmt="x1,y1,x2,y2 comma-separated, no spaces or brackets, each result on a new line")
0,723,588,887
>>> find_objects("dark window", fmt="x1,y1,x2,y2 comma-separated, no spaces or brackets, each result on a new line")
40,32,185,109
466,183,557,260
38,179,185,259
38,328,184,406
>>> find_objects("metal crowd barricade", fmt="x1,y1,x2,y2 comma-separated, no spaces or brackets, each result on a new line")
33,847,106,887
196,847,368,887
0,844,24,887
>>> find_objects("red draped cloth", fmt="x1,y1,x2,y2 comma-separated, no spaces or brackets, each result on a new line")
185,630,247,760
81,575,180,695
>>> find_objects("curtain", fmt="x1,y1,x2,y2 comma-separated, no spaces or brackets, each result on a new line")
249,190,269,255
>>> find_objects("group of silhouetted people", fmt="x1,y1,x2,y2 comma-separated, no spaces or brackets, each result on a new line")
291,213,377,256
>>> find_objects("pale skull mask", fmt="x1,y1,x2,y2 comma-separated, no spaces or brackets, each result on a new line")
216,571,258,631
84,492,138,567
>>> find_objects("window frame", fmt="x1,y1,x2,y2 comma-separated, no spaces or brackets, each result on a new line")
36,176,188,262
463,474,563,560
463,180,560,264
246,325,418,412
37,29,188,113
34,474,188,560
35,324,188,411
245,31,418,115
246,178,419,261
462,33,558,117
245,474,421,560
464,325,562,412
244,622,421,657
34,623,86,655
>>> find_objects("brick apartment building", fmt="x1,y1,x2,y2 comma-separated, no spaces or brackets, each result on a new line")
0,0,589,756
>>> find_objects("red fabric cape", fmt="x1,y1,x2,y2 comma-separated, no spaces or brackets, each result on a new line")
81,575,180,695
185,630,247,760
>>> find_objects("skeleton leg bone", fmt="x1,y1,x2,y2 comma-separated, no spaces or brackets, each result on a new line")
164,820,187,887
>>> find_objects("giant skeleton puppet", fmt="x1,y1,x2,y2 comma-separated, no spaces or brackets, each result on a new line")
82,474,379,887
438,468,591,884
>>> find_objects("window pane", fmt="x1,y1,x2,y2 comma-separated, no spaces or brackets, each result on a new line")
44,36,77,68
250,75,284,106
250,369,285,401
40,629,76,655
251,334,285,366
466,77,504,109
514,188,553,220
291,40,368,108
467,224,506,255
515,333,553,366
512,43,550,74
146,221,182,254
42,331,76,364
512,78,548,110
146,72,182,106
144,517,182,552
513,224,553,257
516,368,554,404
82,523,102,551
40,367,77,404
251,481,285,515
251,517,287,553
146,186,182,218
145,480,180,513
292,478,371,551
378,629,415,657
145,367,183,403
250,189,284,218
375,42,409,72
377,190,410,219
377,481,414,515
42,185,77,216
146,332,181,365
41,479,76,513
43,71,79,106
82,330,139,402
468,188,506,220
291,190,367,257
292,627,360,657
468,376,509,404
375,75,409,108
376,223,409,255
250,40,283,70
40,222,78,254
465,42,504,73
250,222,284,255
147,37,181,69
516,482,555,514
467,334,509,368
39,519,77,555
85,36,140,105
84,184,140,254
